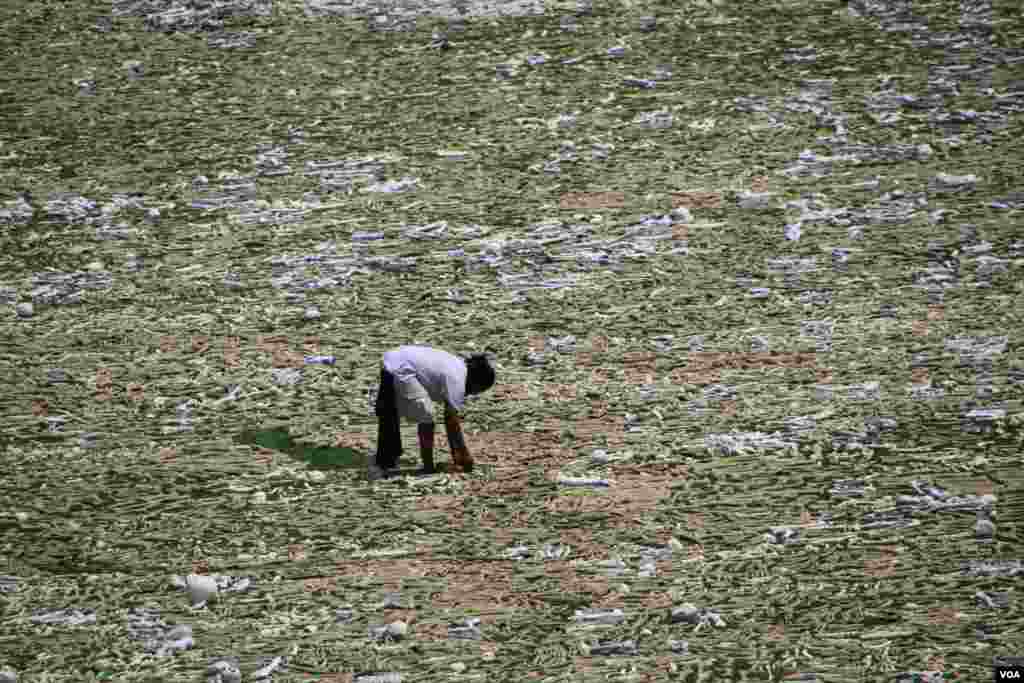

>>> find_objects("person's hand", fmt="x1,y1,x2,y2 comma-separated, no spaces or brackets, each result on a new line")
450,446,474,473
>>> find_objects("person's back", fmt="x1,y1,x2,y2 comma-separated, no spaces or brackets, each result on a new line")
383,346,468,413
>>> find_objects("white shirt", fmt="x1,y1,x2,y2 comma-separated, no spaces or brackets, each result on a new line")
383,346,467,413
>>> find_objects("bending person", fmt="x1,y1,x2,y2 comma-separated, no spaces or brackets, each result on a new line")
373,345,495,478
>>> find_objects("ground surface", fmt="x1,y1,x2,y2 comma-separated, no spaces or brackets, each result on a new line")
1,0,1023,681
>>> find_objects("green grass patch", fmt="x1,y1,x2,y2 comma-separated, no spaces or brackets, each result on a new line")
238,427,365,469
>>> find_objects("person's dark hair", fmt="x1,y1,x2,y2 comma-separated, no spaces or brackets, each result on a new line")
465,353,496,395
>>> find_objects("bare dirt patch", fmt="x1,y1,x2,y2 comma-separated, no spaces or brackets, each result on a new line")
415,494,467,526
686,512,706,530
469,429,575,472
671,190,723,209
95,367,114,401
223,336,241,367
474,518,520,547
334,559,432,591
530,406,626,449
547,562,633,608
623,351,656,366
541,383,578,402
690,352,817,370
315,675,352,683
272,347,304,368
639,591,674,609
304,576,337,593
670,367,722,385
559,191,627,210
544,466,679,523
469,472,533,498
428,560,545,610
413,621,451,641
416,495,462,512
527,335,547,352
670,352,817,385
255,334,305,368
927,607,961,625
555,529,608,560
126,382,145,402
622,351,657,385
256,334,287,354
190,335,210,354
253,447,275,466
573,657,603,675
642,657,676,682
973,479,995,495
491,382,532,401
333,430,372,450
864,545,900,578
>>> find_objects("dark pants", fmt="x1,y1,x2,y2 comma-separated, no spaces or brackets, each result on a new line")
374,368,402,468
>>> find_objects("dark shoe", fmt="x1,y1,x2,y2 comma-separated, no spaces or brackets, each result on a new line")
419,448,435,475
368,462,387,481
374,450,401,471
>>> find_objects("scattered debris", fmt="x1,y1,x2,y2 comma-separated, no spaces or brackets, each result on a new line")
975,591,1010,609
765,526,801,545
127,608,194,656
206,659,242,683
669,604,726,629
369,620,408,642
557,476,610,488
961,560,1022,578
586,639,637,656
573,608,626,626
29,609,97,626
448,617,483,640
253,656,285,680
830,479,873,498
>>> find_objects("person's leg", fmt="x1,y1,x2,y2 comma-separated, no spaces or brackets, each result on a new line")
393,375,436,473
374,368,402,470
417,422,436,474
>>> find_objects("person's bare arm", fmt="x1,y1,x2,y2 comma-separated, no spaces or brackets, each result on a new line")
444,404,473,473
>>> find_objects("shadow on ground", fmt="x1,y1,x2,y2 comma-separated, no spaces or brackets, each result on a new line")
238,427,365,469
237,427,457,476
